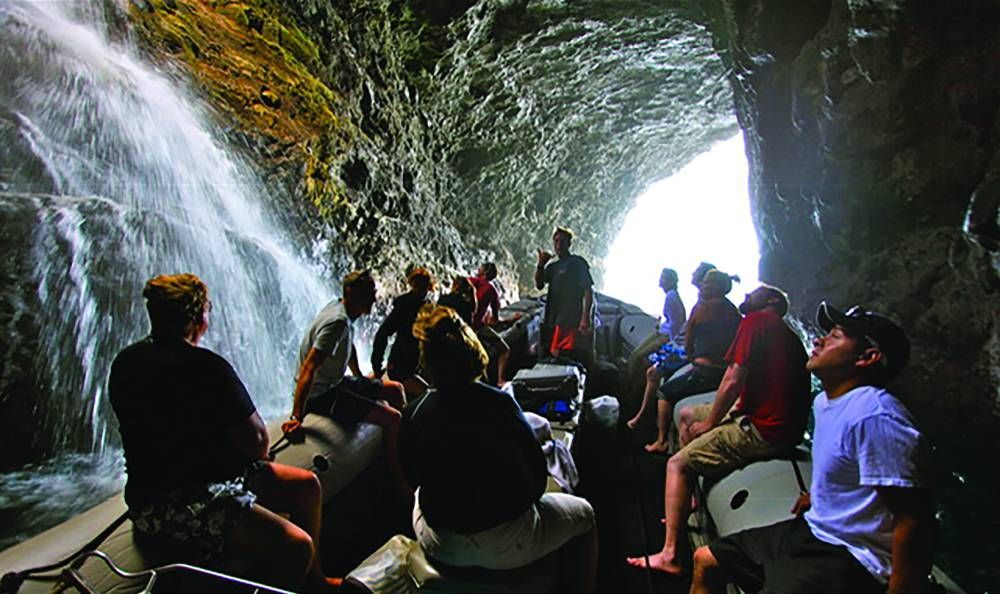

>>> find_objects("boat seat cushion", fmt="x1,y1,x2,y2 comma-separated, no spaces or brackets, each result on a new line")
268,414,383,502
348,534,557,594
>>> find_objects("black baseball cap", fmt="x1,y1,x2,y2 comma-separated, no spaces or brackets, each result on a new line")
816,302,910,380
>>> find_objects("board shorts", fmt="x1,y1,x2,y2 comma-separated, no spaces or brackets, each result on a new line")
673,403,786,479
129,461,268,561
658,363,724,402
307,376,384,425
549,325,578,355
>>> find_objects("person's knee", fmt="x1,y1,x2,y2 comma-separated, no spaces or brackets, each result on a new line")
280,525,315,576
296,470,322,503
382,380,406,407
370,402,402,427
667,453,689,476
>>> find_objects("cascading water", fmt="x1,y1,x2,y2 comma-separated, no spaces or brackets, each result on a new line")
0,1,332,548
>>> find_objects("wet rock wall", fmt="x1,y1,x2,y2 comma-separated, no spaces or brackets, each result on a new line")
704,0,1000,439
704,2,1000,586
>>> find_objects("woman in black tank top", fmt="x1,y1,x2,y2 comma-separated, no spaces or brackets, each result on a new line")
639,269,741,453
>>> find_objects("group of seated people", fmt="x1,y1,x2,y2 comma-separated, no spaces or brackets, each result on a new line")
109,269,598,594
619,263,934,594
369,263,515,394
108,227,935,594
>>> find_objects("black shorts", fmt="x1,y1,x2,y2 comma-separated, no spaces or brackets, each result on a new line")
658,363,724,402
709,517,883,594
306,376,383,425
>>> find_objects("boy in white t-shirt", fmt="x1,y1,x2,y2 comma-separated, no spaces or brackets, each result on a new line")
690,302,935,594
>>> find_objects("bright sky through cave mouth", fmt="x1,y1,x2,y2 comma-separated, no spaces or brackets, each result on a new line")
602,133,760,318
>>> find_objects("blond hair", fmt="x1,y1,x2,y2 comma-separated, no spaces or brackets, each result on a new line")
143,273,208,338
412,305,487,387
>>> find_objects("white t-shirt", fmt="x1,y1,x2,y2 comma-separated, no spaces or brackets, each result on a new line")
804,385,929,582
297,300,354,400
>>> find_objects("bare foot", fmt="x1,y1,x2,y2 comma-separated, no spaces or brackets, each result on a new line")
625,551,686,576
644,440,670,454
626,416,641,429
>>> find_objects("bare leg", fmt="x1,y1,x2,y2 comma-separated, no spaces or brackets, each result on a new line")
366,402,411,499
625,455,692,575
224,503,315,590
628,365,662,429
496,338,511,385
644,399,673,454
690,545,726,594
378,379,406,411
250,462,343,592
559,527,599,594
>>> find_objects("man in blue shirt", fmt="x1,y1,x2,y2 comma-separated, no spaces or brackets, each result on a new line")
689,303,935,594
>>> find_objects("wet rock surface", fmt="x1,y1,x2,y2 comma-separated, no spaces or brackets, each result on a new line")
705,0,1000,437
706,1,1000,587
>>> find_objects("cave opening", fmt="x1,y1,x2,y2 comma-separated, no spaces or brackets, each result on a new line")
601,133,759,314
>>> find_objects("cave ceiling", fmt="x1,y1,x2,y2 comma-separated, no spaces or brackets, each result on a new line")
425,0,739,283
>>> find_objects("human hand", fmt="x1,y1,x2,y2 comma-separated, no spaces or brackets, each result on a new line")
688,420,712,439
790,492,811,516
281,418,302,435
537,249,552,266
578,318,591,334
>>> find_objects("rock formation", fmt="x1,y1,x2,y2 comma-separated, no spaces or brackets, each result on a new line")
706,0,999,451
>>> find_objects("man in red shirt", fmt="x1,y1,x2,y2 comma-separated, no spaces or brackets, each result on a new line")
469,262,512,385
627,284,810,576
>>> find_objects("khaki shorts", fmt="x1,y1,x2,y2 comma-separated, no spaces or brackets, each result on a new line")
413,490,594,570
674,403,786,479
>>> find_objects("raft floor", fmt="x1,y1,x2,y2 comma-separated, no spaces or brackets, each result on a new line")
585,422,695,594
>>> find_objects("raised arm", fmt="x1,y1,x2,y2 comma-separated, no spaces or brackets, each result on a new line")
878,486,936,594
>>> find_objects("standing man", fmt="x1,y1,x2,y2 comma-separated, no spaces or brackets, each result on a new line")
689,303,934,594
282,270,409,494
534,227,594,361
627,285,810,575
469,261,513,385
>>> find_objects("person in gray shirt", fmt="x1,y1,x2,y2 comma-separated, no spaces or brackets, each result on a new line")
282,270,409,495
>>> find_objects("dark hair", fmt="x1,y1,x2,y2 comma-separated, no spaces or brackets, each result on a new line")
692,262,717,286
343,269,374,291
553,226,575,241
451,276,476,306
143,273,208,338
481,262,498,280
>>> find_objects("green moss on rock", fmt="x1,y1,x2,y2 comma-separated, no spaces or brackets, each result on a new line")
129,0,354,217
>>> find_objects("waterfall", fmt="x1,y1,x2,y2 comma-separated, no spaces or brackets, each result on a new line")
0,0,331,547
